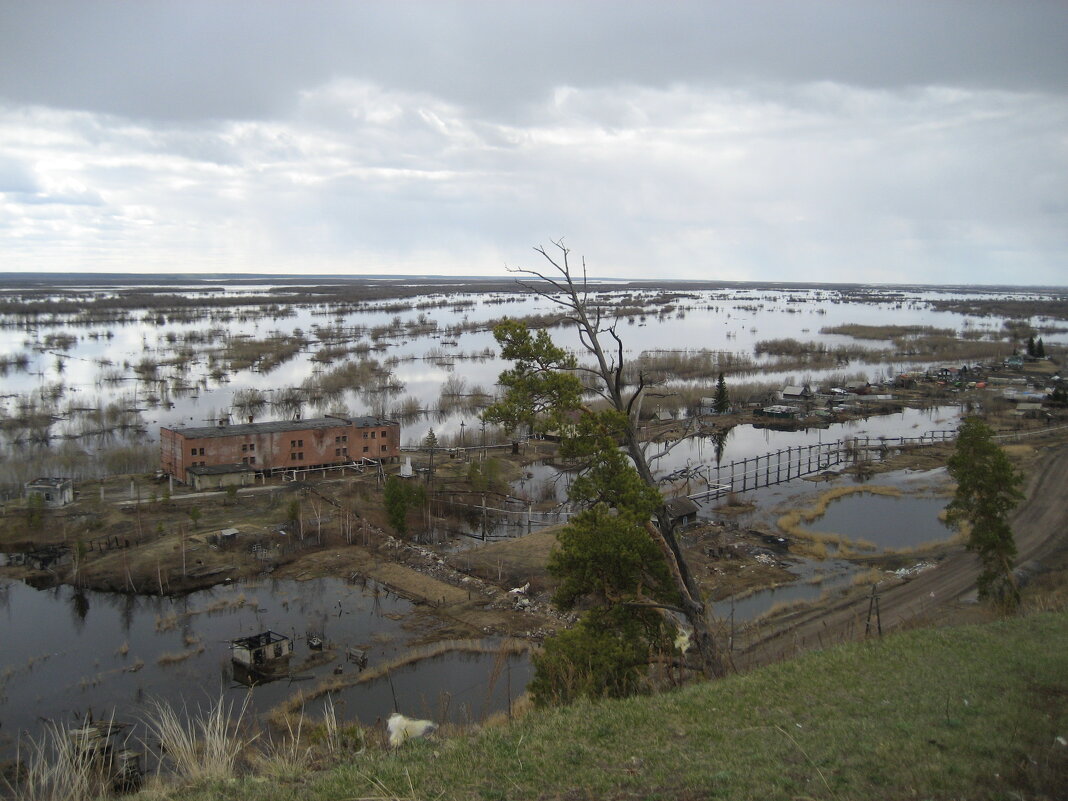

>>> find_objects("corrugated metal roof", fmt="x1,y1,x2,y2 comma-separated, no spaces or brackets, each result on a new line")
164,416,395,439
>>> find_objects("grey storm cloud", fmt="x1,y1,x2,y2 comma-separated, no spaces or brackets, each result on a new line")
0,1,1065,283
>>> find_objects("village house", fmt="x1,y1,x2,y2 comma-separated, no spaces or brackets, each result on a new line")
780,384,813,403
24,477,74,508
662,496,700,528
160,416,401,485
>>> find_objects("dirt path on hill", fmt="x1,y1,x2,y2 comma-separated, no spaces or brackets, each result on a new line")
736,442,1068,669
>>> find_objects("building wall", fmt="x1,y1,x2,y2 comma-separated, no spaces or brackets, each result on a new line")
161,419,400,482
25,481,74,508
191,471,254,491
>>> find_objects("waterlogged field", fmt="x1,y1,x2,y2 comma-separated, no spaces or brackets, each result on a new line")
1,275,1065,495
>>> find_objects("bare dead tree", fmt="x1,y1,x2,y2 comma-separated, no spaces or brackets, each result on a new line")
510,239,724,677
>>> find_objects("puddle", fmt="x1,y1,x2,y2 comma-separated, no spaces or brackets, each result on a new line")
802,493,951,551
713,559,857,623
333,649,533,725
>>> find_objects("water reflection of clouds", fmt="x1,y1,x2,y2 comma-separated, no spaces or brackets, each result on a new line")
0,287,1045,457
651,405,961,476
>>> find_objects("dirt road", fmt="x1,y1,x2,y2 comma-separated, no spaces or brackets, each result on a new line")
737,442,1068,669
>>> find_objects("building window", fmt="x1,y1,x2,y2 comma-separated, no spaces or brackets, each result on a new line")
342,435,348,442
190,447,197,456
242,444,248,452
242,457,249,464
249,456,256,465
335,436,340,444
298,452,304,460
381,445,387,453
291,440,297,448
381,430,389,439
371,431,376,439
363,446,369,453
199,448,205,456
335,448,341,456
291,453,297,461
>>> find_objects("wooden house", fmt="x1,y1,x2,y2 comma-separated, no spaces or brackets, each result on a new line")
662,496,700,528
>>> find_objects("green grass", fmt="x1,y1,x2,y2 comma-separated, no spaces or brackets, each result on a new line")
154,611,1068,800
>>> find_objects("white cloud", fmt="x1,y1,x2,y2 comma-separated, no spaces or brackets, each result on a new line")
0,74,1065,283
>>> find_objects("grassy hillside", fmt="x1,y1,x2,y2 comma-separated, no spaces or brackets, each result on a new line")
165,612,1067,801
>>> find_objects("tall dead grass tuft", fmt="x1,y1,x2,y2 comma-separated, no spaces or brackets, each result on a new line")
4,718,121,801
251,714,311,782
142,694,256,784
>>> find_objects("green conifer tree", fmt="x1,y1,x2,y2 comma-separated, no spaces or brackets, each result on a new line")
946,417,1024,607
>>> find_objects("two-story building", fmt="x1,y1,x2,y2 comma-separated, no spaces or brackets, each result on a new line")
160,416,400,485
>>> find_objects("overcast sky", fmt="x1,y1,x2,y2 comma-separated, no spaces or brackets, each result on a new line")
1,1,1066,284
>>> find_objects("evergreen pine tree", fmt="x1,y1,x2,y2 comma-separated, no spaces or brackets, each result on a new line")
946,417,1024,607
713,372,730,413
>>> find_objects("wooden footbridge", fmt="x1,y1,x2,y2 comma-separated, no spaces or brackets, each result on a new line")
679,430,958,503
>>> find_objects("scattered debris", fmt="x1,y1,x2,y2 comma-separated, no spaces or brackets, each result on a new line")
892,562,936,580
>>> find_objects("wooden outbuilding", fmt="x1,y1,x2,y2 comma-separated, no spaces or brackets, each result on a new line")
24,477,74,508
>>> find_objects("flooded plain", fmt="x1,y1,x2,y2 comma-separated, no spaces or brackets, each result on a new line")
1,277,1060,756
2,279,1059,492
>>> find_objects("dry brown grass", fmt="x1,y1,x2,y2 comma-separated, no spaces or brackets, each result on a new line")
156,644,205,665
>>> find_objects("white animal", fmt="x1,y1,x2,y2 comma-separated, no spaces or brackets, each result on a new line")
387,713,437,747
674,626,693,654
508,582,530,595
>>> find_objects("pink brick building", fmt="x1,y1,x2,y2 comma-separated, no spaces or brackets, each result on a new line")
161,416,400,484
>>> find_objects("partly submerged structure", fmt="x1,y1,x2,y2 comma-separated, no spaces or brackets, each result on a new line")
230,630,294,684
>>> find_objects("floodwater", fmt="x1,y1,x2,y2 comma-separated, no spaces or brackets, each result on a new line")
0,576,529,758
801,492,951,550
0,281,1052,493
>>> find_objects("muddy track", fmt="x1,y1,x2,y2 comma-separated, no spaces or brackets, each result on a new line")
735,443,1068,669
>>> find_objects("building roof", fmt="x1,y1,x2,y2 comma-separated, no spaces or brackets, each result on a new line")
187,463,254,476
761,404,799,415
25,477,72,488
164,416,395,439
663,496,700,518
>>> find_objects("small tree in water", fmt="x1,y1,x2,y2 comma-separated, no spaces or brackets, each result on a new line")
946,417,1024,608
